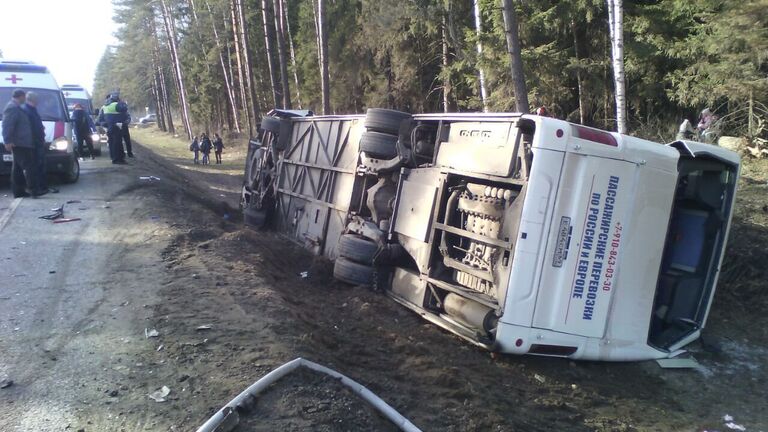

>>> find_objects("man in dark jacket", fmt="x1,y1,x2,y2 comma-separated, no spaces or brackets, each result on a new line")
2,89,37,198
72,103,96,159
98,93,128,164
22,92,49,195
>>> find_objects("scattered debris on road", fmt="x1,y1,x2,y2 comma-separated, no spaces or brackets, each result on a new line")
53,218,82,224
195,325,212,331
39,205,64,220
66,200,82,204
181,339,208,347
145,328,160,338
0,378,13,389
148,386,170,402
139,176,162,182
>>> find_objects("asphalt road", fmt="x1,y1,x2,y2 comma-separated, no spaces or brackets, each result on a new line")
0,153,178,431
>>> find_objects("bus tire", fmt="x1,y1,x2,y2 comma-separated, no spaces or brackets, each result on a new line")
333,257,374,286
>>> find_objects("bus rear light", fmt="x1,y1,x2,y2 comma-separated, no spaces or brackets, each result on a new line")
571,125,618,147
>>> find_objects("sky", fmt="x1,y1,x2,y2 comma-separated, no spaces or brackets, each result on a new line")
0,0,117,92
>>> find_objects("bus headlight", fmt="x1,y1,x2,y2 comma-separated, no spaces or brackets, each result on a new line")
49,137,70,152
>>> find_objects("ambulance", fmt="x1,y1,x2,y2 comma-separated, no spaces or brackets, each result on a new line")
62,83,102,156
242,109,740,361
62,84,95,116
0,59,79,183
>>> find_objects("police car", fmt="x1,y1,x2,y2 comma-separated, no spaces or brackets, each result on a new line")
0,60,79,183
62,84,102,156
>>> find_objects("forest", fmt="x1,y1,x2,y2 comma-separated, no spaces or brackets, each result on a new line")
93,0,768,143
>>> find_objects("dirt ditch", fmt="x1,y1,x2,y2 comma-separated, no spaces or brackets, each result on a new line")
133,142,768,431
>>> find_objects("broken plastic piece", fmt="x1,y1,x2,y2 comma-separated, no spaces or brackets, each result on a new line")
39,205,64,220
145,328,160,338
148,386,170,402
196,325,212,331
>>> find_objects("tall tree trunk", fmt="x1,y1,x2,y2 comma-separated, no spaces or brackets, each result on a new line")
607,0,627,133
151,72,166,132
441,14,452,113
224,39,242,126
159,65,175,134
316,0,330,114
273,0,292,108
204,0,241,132
572,19,587,125
261,0,281,107
283,0,302,109
235,0,261,127
230,0,252,133
311,0,322,71
603,36,610,130
500,0,529,113
159,0,192,138
473,0,489,112
148,14,168,133
150,8,175,134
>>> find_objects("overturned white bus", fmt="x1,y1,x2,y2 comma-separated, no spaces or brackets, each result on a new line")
241,109,739,361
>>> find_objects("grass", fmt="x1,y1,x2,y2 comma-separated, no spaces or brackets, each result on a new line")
130,126,248,177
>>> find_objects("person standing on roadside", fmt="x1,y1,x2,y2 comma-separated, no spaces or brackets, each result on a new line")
22,92,51,196
98,93,129,165
72,103,96,160
213,133,224,164
189,135,200,164
122,109,134,158
2,89,37,198
200,133,212,165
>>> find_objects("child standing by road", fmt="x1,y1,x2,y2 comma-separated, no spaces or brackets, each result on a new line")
213,133,224,164
189,135,200,164
200,133,213,165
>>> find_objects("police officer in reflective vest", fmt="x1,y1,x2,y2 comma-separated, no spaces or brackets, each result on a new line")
97,93,128,164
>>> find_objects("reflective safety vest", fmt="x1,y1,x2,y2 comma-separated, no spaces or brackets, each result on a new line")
102,102,119,114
